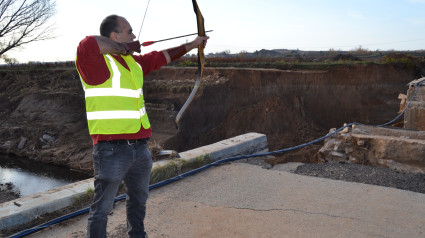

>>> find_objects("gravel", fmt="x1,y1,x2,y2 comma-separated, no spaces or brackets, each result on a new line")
294,162,425,194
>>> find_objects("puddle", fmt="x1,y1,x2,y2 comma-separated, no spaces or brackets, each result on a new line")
0,155,90,197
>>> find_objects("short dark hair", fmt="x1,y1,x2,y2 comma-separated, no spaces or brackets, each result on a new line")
100,15,121,37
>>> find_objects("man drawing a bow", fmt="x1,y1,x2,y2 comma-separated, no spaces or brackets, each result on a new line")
75,14,209,238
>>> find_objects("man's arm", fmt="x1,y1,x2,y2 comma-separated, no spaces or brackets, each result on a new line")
162,36,209,63
132,35,209,76
76,36,113,85
94,36,128,55
94,36,141,55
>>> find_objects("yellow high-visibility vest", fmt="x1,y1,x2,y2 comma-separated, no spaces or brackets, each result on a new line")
77,54,151,134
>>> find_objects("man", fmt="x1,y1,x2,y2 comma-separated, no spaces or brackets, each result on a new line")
75,14,209,238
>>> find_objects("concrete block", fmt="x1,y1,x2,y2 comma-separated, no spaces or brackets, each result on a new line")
179,132,268,162
150,132,268,184
0,179,94,230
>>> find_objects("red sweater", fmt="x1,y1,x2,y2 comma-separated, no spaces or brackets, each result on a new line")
76,36,167,145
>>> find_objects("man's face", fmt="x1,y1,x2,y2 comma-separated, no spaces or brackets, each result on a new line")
112,17,136,43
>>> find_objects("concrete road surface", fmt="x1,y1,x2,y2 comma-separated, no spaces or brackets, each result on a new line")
28,162,425,238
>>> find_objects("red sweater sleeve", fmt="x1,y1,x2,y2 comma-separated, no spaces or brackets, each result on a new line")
133,51,167,76
76,36,110,85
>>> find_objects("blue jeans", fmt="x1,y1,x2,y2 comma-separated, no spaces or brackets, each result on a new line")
87,138,152,238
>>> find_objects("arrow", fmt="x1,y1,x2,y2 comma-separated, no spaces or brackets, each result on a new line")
141,30,212,47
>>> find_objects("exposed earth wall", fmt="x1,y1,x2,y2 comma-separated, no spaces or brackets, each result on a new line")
0,64,416,174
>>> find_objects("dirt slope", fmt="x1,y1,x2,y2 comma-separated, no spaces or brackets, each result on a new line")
156,65,414,151
0,63,416,174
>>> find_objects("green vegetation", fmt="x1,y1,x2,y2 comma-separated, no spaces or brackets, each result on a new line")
149,154,213,184
166,48,425,71
177,60,197,67
1,49,424,72
382,53,418,70
73,187,94,208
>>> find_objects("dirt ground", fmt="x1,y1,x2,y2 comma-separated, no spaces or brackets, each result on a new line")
0,65,417,172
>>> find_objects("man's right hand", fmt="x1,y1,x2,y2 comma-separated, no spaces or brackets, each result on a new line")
123,41,141,54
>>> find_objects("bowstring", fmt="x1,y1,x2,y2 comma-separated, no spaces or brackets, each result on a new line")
137,0,151,40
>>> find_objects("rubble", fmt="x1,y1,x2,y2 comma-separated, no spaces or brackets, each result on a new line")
317,124,425,173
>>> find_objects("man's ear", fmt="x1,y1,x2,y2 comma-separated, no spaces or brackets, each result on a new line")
110,32,118,41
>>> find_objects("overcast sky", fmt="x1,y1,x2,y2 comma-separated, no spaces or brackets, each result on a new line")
7,0,425,63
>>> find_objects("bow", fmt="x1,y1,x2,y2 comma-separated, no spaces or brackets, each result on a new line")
175,0,206,127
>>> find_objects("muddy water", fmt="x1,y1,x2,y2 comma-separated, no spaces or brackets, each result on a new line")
0,155,90,197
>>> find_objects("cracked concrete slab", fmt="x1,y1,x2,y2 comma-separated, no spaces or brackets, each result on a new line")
28,162,425,238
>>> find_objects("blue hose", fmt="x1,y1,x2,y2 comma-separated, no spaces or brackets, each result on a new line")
9,80,423,238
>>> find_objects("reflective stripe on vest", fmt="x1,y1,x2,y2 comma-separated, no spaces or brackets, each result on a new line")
87,108,146,120
84,88,142,98
77,54,151,135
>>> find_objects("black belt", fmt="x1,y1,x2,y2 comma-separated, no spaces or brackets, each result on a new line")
99,138,149,145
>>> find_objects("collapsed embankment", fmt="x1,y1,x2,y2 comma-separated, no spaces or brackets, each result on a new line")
0,63,417,174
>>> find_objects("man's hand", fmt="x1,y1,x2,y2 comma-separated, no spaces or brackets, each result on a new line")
186,36,209,51
196,36,209,48
123,41,141,54
162,36,210,64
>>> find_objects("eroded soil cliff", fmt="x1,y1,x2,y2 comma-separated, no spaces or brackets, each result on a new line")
0,64,417,174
